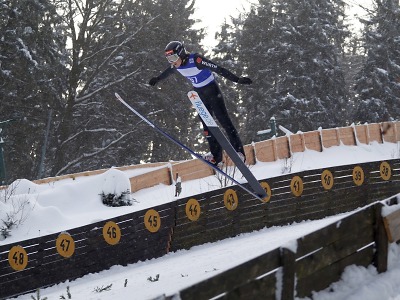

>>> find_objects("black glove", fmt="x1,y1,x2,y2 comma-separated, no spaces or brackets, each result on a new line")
237,77,252,85
148,77,159,86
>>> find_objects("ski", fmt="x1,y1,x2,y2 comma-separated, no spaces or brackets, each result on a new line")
188,91,268,200
115,92,266,201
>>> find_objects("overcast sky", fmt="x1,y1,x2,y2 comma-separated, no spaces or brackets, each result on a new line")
193,0,255,49
193,0,374,50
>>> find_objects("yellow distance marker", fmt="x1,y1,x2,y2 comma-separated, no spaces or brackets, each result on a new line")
353,166,365,186
380,161,391,181
291,176,304,197
56,233,75,258
103,221,122,245
8,245,28,271
260,182,272,203
224,189,238,211
185,198,201,221
144,209,161,233
321,169,334,190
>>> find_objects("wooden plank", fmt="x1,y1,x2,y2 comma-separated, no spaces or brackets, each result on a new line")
374,204,388,273
265,197,298,213
354,124,369,144
275,136,290,159
296,207,374,257
296,225,374,279
281,248,295,300
368,183,400,202
383,208,400,243
254,139,277,162
191,225,234,245
235,197,266,214
295,198,335,221
129,166,172,192
0,274,44,299
225,144,257,166
179,248,281,300
304,131,322,152
174,210,206,235
205,213,235,232
236,221,266,236
332,197,368,215
368,123,383,143
117,161,170,171
221,274,277,300
395,122,400,142
289,134,305,153
171,159,213,182
33,162,169,185
338,126,356,146
321,128,339,148
381,122,396,143
244,144,256,166
237,208,268,227
171,230,207,251
296,245,374,298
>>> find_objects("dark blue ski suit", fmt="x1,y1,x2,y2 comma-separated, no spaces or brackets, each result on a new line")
149,52,252,164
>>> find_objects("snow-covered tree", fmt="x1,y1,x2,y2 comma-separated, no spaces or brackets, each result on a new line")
44,0,204,177
353,0,400,123
119,0,205,164
1,0,204,180
215,0,350,139
0,0,67,181
213,2,276,142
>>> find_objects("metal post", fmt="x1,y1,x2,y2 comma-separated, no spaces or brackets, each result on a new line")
256,116,278,140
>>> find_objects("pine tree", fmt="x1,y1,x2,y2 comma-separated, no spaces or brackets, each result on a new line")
353,0,400,123
0,0,67,181
215,0,350,139
268,0,349,133
214,2,276,142
125,0,205,163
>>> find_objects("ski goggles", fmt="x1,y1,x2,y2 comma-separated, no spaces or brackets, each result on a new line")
165,52,180,63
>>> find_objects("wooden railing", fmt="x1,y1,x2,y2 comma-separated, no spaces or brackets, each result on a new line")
2,121,397,194
105,121,400,192
171,202,390,300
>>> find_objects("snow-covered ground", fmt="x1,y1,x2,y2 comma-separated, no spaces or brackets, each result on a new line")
2,141,400,299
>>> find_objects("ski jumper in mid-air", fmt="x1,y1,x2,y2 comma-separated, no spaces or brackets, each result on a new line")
148,41,252,166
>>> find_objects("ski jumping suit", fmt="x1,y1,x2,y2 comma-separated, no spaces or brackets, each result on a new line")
154,53,245,164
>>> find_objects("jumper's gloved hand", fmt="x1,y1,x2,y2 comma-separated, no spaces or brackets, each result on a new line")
237,77,252,85
149,77,159,86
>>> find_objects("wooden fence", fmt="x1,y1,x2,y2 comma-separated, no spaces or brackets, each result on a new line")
129,121,400,192
2,121,397,194
0,201,176,299
172,202,390,300
1,158,400,299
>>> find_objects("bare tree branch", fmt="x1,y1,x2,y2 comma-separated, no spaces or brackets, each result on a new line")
56,130,135,176
75,66,142,103
77,14,160,98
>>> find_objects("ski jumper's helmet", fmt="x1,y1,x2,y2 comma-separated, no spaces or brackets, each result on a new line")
165,41,186,63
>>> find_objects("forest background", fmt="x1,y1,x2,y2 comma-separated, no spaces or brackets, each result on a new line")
0,0,399,183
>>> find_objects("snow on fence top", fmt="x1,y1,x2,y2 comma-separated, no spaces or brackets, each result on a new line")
2,121,397,194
